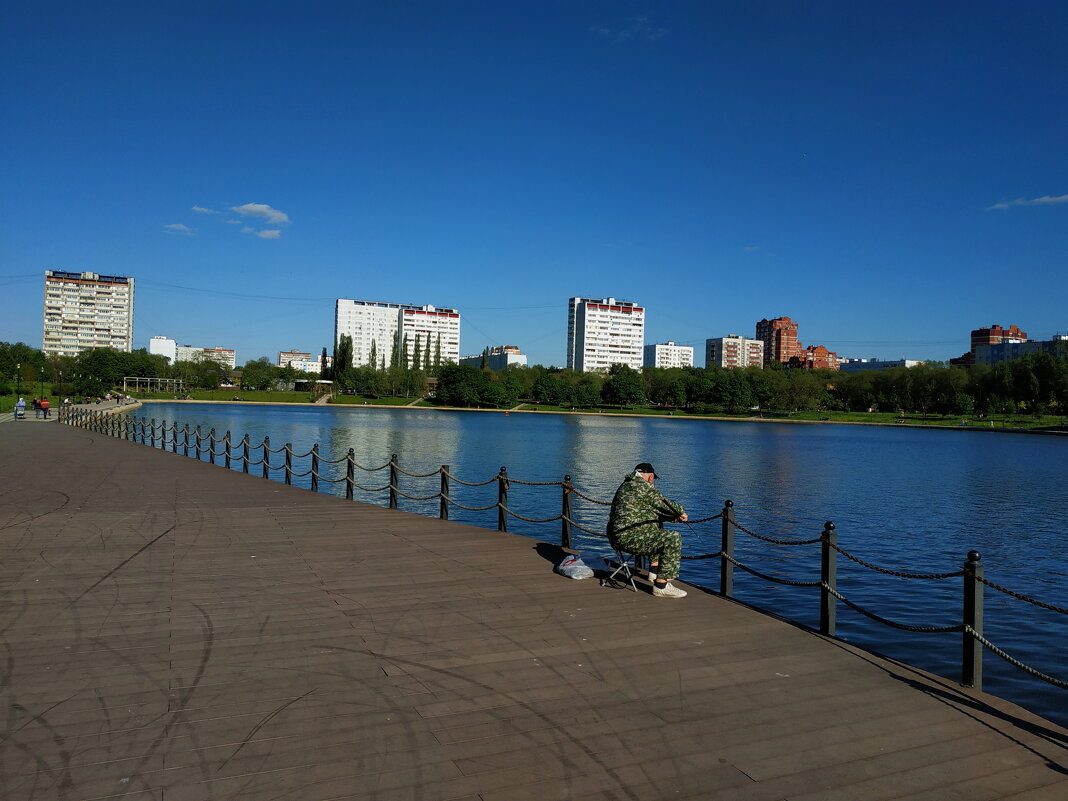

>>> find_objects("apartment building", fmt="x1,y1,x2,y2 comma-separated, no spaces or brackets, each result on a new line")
705,335,764,369
755,316,801,366
459,345,528,370
149,335,178,364
175,344,237,369
42,270,134,357
788,345,840,371
643,341,694,369
839,358,924,374
566,297,645,372
334,299,461,368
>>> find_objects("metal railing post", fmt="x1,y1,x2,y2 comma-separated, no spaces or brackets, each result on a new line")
389,454,398,509
242,434,249,473
497,466,508,532
311,444,319,492
184,424,190,456
963,550,984,688
150,419,157,449
284,444,292,485
225,432,232,469
720,500,735,598
820,522,837,636
561,475,572,549
195,426,202,460
346,449,355,500
440,465,449,519
262,436,270,479
209,428,216,464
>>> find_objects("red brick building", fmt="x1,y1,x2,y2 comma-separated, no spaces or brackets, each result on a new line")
755,316,801,366
787,345,840,371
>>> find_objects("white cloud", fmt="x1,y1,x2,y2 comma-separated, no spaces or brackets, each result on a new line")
163,223,195,235
231,202,291,224
191,205,218,214
987,193,1068,210
240,226,255,234
256,229,281,240
592,15,667,42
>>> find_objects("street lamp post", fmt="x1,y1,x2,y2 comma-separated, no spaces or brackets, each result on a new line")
15,363,20,397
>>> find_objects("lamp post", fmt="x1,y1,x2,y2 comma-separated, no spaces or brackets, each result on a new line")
15,363,20,397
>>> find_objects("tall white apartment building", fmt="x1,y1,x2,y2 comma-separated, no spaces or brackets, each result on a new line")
706,335,764,369
566,297,645,372
175,344,237,369
335,299,461,368
643,341,694,369
149,335,178,364
278,350,332,373
42,270,134,357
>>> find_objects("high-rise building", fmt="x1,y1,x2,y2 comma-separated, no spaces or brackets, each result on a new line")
951,323,1030,366
567,297,645,372
755,316,801,366
705,335,764,369
149,335,177,364
175,344,237,369
644,341,694,369
42,270,134,357
334,299,461,368
788,345,839,371
278,350,331,373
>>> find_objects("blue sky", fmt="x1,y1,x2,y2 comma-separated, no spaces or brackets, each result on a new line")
2,1,1066,367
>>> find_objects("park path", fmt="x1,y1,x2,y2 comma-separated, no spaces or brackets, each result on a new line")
1,421,1066,800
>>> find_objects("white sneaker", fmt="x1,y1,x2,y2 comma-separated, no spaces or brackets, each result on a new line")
652,582,687,599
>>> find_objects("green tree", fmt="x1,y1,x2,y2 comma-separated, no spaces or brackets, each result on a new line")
369,339,378,372
332,334,353,382
412,333,422,371
601,364,645,408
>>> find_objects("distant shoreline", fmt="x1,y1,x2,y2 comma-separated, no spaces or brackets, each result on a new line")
134,398,1068,436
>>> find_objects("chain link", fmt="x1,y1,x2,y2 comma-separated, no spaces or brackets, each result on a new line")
507,477,564,486
823,584,963,632
682,551,725,560
733,520,822,546
354,460,391,472
970,573,1068,615
351,481,391,493
441,493,500,512
441,469,499,486
569,487,612,505
723,553,822,587
393,465,442,478
499,504,563,523
829,542,964,579
309,470,347,484
562,515,608,537
392,486,443,501
687,513,724,524
964,626,1068,689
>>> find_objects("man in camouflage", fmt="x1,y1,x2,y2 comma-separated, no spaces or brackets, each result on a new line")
607,462,689,598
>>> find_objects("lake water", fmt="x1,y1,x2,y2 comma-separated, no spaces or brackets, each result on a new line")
136,402,1068,726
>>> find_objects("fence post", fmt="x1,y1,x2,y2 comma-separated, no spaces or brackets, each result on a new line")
195,426,202,460
440,465,449,519
262,436,270,479
225,432,232,469
311,444,319,492
184,424,190,456
497,466,508,532
242,434,249,473
209,428,216,465
389,454,398,509
284,444,292,485
720,500,735,598
346,449,355,500
150,419,156,449
820,522,837,636
561,475,572,549
963,550,984,688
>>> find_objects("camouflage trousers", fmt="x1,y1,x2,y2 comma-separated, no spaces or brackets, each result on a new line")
613,526,682,581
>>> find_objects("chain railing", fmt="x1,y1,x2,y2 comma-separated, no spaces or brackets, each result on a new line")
60,405,1067,698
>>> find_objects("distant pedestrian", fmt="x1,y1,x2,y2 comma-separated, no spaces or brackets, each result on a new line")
32,398,41,418
15,397,26,419
40,398,51,418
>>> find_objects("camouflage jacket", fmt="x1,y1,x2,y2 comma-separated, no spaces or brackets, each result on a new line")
607,473,685,544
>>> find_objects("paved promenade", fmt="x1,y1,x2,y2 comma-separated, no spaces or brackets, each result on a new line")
2,421,1066,800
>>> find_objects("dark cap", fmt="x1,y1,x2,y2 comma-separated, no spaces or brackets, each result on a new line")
634,462,658,478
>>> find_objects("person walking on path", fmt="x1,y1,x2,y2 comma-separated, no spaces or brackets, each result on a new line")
40,398,51,418
607,462,689,598
15,397,26,420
